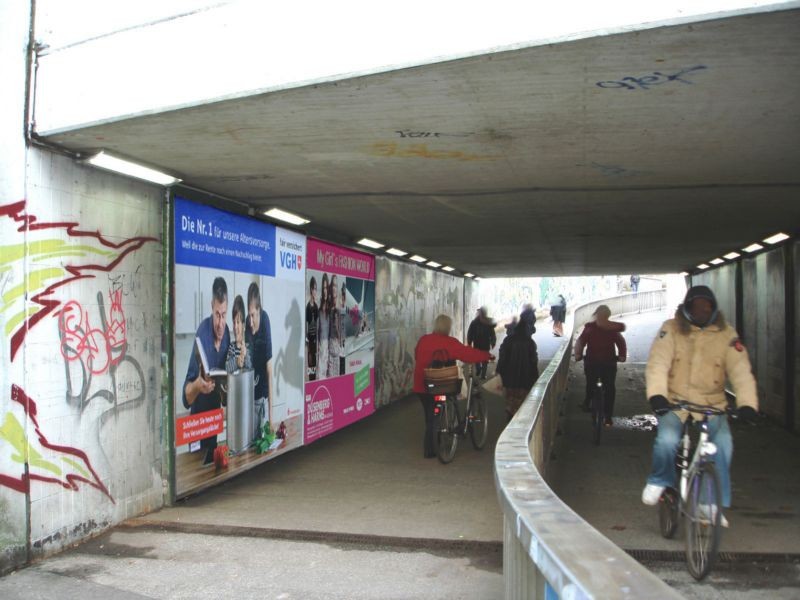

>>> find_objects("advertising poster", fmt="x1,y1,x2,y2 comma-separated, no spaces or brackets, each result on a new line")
173,196,305,497
304,239,375,443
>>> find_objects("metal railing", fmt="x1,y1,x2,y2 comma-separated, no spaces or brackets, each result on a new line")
494,290,679,599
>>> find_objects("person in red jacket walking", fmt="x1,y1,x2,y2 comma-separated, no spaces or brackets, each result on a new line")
574,305,627,426
414,314,494,458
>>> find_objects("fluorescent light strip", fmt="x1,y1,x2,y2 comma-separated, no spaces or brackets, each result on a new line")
710,258,724,265
697,263,710,270
763,232,789,245
263,208,310,226
742,243,763,253
357,238,384,249
442,266,454,272
409,255,427,263
386,248,407,257
474,277,482,281
84,151,181,186
464,273,474,278
679,271,689,276
723,252,740,260
426,261,441,268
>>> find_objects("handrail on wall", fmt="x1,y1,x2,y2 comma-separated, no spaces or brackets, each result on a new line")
493,290,681,599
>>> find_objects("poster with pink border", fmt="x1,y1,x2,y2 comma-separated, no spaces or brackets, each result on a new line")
304,239,375,444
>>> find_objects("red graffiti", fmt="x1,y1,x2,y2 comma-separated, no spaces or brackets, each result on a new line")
58,289,127,376
0,385,115,502
0,200,157,361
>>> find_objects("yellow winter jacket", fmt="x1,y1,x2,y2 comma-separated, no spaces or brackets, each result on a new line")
646,309,758,420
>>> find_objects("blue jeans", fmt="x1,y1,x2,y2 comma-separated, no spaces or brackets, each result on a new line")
647,412,733,507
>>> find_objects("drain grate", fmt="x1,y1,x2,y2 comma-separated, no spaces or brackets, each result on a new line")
626,548,800,564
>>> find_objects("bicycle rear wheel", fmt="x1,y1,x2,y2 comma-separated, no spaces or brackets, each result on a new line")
592,385,604,445
684,462,722,580
659,487,679,539
434,396,459,464
469,394,488,450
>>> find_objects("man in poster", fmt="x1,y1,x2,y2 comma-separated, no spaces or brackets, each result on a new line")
183,276,231,465
306,276,319,381
247,282,273,438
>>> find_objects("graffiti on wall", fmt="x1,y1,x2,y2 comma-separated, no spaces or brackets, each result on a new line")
1,199,158,502
595,65,707,91
374,257,464,407
0,385,114,502
0,200,157,360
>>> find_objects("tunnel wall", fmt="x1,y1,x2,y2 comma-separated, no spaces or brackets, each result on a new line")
374,257,466,408
694,242,796,429
1,3,165,573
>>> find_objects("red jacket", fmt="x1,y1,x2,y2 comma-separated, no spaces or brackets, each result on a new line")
575,321,627,365
413,333,492,393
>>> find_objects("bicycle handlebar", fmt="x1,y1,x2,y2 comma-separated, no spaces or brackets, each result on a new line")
667,400,731,416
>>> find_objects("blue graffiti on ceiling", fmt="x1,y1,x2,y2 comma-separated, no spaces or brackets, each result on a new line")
596,65,707,91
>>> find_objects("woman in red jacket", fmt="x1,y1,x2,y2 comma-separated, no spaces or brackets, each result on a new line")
414,314,494,458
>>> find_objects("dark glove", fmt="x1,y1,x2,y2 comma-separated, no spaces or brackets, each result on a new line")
737,406,758,423
649,395,671,416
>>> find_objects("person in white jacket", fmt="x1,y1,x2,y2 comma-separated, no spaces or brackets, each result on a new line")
641,285,759,525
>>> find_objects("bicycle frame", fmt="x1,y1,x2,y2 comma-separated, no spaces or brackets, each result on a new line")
678,415,718,503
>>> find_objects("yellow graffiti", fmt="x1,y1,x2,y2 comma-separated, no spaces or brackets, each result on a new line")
61,457,90,479
0,412,63,477
0,239,114,269
2,267,65,336
370,142,500,162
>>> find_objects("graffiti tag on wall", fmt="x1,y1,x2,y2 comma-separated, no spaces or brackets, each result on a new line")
0,385,114,502
596,65,707,91
0,200,157,360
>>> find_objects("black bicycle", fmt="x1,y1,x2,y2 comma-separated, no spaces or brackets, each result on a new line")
430,363,488,464
657,400,732,580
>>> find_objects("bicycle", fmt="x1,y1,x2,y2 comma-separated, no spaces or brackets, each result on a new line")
429,362,488,464
657,400,732,580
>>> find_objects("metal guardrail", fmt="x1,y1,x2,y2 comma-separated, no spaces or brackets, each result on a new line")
494,290,679,599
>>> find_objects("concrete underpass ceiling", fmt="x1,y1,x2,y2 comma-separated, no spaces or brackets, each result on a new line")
38,8,800,277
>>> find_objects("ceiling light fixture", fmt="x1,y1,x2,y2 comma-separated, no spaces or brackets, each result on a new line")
386,248,407,257
409,255,427,263
263,208,310,226
82,150,181,186
464,273,474,278
697,263,710,270
763,232,789,245
474,277,482,281
679,271,689,276
742,243,763,253
357,238,384,249
723,252,740,260
426,261,441,268
442,266,454,272
710,258,724,265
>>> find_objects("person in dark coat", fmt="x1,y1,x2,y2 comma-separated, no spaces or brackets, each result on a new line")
519,303,537,337
496,314,540,420
467,306,497,379
550,294,567,337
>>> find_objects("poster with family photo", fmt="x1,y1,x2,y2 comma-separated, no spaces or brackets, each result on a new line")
303,239,375,444
172,196,305,498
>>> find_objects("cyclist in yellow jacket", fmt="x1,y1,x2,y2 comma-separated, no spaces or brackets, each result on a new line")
641,285,758,526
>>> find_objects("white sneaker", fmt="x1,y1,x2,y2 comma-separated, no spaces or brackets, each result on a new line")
698,504,729,528
641,483,665,505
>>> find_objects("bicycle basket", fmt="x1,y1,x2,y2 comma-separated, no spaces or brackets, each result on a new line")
424,349,460,395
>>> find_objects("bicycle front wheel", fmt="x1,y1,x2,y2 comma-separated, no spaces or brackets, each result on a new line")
469,394,488,450
592,386,604,445
434,396,459,464
684,462,722,580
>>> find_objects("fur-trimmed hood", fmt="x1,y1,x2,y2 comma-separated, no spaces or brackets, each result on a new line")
674,305,726,333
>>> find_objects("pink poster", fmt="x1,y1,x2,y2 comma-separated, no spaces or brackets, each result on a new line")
304,239,375,443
